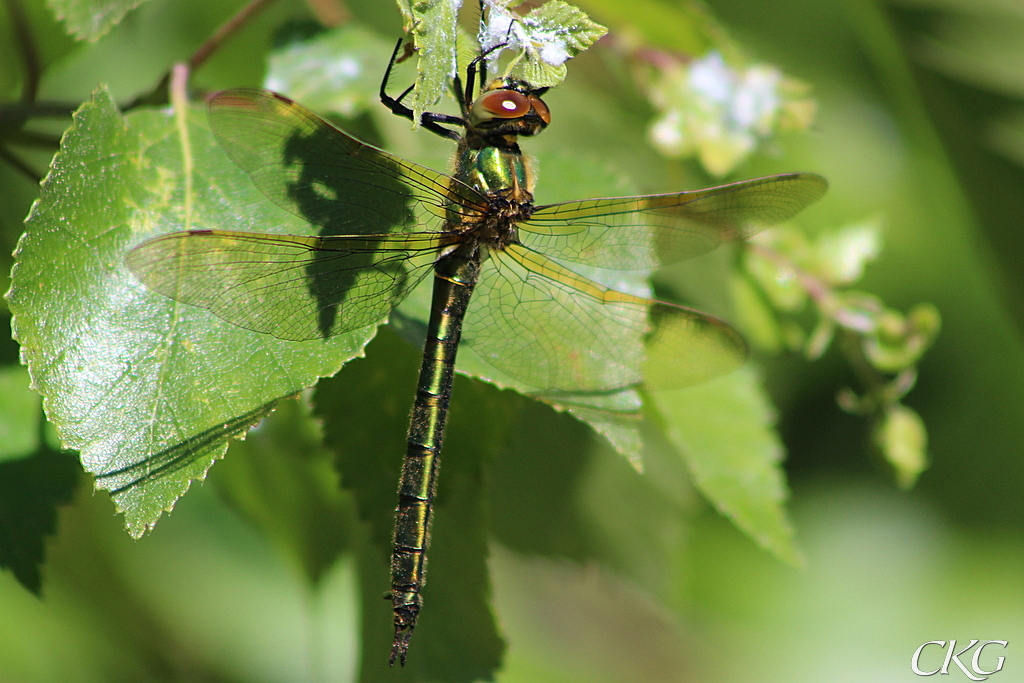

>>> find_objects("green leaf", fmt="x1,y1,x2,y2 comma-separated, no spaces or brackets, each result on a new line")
914,0,1024,98
394,0,461,126
8,87,377,537
45,0,149,41
731,273,785,353
574,0,721,55
481,0,608,88
213,397,359,585
744,227,811,313
649,366,802,565
874,404,928,489
265,25,395,118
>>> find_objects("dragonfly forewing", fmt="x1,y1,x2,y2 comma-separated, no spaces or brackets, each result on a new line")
126,229,441,341
207,89,487,237
519,173,828,270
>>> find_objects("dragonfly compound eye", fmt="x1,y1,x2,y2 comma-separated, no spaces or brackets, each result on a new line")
527,94,551,126
472,90,531,121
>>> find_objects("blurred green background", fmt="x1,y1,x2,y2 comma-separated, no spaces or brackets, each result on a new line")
1,0,1023,681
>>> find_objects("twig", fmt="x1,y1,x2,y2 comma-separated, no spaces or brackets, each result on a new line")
304,0,351,27
6,129,63,148
745,240,889,401
747,241,831,306
0,102,79,124
0,144,42,183
124,0,281,111
3,0,41,104
188,0,280,73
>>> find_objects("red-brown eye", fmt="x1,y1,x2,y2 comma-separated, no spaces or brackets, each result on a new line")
528,95,551,125
472,90,530,120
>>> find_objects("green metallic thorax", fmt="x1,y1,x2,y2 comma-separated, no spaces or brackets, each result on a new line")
456,144,533,200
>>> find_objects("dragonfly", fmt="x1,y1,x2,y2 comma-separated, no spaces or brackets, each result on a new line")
126,39,827,665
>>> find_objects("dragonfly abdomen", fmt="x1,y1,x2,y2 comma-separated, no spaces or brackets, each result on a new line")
390,247,481,665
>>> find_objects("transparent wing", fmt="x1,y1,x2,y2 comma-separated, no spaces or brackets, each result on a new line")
520,173,827,270
461,244,747,392
206,89,488,235
127,229,440,341
127,89,487,342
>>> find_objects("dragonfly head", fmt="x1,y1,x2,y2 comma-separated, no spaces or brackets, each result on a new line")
467,78,550,139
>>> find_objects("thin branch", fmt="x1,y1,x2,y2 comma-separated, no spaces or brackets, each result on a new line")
747,241,832,306
304,0,351,26
746,240,893,410
7,129,63,148
0,101,79,124
3,0,41,104
188,0,280,72
124,0,281,111
0,144,42,184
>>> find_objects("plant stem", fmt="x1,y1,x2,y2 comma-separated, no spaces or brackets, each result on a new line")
188,0,280,73
3,0,41,104
0,144,41,183
0,102,79,124
125,0,282,111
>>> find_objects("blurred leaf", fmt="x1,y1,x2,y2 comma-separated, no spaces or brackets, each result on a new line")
7,87,377,537
576,424,696,599
265,25,395,117
214,397,359,584
487,393,595,564
0,365,40,463
0,447,79,594
649,366,801,566
911,0,1024,98
315,329,417,548
887,0,1024,336
576,0,721,55
560,401,643,470
45,0,149,41
0,0,79,97
988,109,1024,168
746,228,811,313
874,403,928,489
804,316,835,360
314,330,413,676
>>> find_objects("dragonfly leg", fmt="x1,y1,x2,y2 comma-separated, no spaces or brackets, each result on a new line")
380,37,465,141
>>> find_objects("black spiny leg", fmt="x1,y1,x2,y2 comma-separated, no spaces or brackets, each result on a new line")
379,38,465,140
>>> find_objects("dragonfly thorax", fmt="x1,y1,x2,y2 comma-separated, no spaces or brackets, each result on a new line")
447,190,531,256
